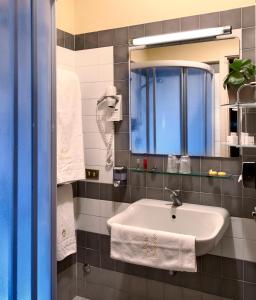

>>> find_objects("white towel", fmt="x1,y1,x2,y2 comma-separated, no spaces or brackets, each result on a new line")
57,67,85,184
111,223,197,272
57,184,77,261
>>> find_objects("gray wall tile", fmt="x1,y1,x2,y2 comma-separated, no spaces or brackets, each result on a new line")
77,180,85,197
114,27,128,45
181,176,201,192
244,261,256,283
86,182,100,199
147,173,163,188
222,176,242,196
145,21,163,36
112,185,130,202
146,279,164,300
201,275,221,295
84,32,98,49
57,29,64,47
200,193,221,207
130,172,146,187
85,248,100,267
220,8,241,29
130,186,146,201
98,29,114,47
222,195,242,217
115,115,129,133
86,231,100,250
164,174,181,190
128,24,145,39
181,191,201,204
164,284,183,300
201,158,221,172
114,80,129,115
199,12,220,28
202,254,221,276
242,27,256,49
201,178,221,194
242,197,256,218
244,282,256,300
115,132,129,150
146,187,164,200
221,158,242,175
162,18,180,33
242,6,256,28
220,278,243,300
114,63,129,81
181,15,200,31
100,183,113,201
64,32,75,50
114,45,129,63
75,34,85,50
115,150,130,166
221,257,243,280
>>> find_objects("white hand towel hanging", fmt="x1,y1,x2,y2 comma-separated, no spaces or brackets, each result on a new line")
57,184,77,261
111,223,197,272
57,67,85,184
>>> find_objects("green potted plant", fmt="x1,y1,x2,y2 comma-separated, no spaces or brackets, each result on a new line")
223,58,256,102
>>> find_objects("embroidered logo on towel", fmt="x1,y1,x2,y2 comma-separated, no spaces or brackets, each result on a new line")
142,234,158,258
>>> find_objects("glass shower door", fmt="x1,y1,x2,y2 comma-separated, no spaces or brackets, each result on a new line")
187,68,214,156
0,1,56,299
155,67,182,155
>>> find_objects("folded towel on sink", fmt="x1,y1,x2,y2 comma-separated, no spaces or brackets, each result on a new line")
110,223,197,272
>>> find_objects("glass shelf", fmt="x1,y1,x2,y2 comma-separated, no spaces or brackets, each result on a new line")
129,168,232,179
222,142,256,148
221,102,256,109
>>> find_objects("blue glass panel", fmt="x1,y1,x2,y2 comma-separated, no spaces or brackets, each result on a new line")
187,68,206,156
206,72,214,155
148,69,154,153
155,68,181,154
0,1,54,299
36,1,53,299
131,69,147,153
0,2,15,299
16,1,33,298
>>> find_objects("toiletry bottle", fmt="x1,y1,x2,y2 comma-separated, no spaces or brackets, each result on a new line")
143,158,148,170
167,155,178,173
136,158,140,169
179,156,191,174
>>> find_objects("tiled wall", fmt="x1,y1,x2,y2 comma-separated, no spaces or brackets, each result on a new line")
76,47,114,184
57,45,115,184
57,5,256,300
76,230,256,300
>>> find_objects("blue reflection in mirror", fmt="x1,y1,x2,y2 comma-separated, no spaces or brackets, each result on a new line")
130,64,214,156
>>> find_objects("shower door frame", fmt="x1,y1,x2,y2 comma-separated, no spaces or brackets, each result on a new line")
32,1,57,299
0,0,56,299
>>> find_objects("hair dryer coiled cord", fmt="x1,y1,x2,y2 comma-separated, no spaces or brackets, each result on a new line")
96,105,114,169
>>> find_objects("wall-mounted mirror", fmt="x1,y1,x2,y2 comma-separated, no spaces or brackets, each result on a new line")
129,36,241,157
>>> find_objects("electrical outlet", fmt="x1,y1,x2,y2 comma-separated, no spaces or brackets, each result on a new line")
86,168,99,180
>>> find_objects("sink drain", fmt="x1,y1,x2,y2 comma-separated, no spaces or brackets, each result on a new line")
172,215,176,219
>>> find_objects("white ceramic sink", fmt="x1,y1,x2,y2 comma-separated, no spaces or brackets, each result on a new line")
107,199,230,256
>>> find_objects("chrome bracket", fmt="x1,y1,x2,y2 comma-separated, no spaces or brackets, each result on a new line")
252,207,256,219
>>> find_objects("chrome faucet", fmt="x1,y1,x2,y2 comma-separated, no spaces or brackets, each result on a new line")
164,186,182,207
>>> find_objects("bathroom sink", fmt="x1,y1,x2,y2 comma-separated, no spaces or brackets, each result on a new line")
107,199,230,256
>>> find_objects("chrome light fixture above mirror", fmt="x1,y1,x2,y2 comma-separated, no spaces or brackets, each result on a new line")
131,26,232,46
